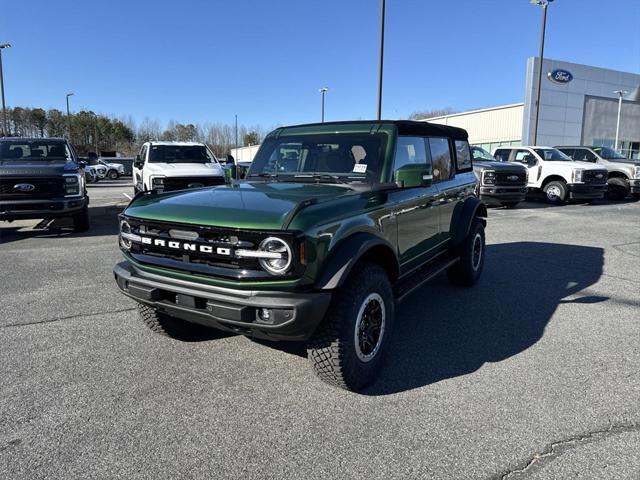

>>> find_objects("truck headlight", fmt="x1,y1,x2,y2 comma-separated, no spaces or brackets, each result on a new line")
151,176,165,188
63,173,83,197
633,166,640,179
482,170,496,185
572,169,584,183
258,237,292,275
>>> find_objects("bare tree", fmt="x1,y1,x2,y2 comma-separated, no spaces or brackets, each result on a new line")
408,107,457,120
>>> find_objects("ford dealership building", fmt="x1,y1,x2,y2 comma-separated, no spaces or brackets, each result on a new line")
424,57,640,159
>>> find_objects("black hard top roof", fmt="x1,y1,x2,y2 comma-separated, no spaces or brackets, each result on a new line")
274,120,469,140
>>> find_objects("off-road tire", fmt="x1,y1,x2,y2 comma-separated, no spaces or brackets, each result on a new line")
606,177,629,200
633,193,640,200
138,303,208,340
543,180,568,204
447,219,485,287
72,205,90,232
108,170,120,180
306,263,394,391
500,201,519,209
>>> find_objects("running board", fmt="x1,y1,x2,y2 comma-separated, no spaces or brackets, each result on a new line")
394,256,459,303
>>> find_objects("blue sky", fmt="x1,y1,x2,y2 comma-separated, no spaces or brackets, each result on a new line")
1,0,639,129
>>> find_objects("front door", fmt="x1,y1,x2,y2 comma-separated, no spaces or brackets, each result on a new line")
512,149,538,186
390,136,441,273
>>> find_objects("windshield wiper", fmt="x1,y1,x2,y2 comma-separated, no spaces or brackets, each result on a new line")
247,172,279,179
293,173,348,184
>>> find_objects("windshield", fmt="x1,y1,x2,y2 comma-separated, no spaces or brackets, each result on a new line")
248,133,388,184
149,145,217,164
471,146,494,161
593,146,626,160
534,148,572,161
0,140,72,162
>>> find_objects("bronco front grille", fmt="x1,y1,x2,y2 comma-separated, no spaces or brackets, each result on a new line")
163,176,225,192
583,170,607,185
495,172,526,185
121,216,304,280
0,177,65,199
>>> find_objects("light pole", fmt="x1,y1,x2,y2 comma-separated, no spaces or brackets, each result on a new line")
0,43,11,136
234,114,239,180
613,90,628,151
530,0,553,145
66,92,74,142
377,0,386,120
319,87,328,122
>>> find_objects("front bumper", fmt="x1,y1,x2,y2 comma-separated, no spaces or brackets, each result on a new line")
479,185,527,204
629,179,640,194
114,262,331,341
567,183,607,200
0,196,87,220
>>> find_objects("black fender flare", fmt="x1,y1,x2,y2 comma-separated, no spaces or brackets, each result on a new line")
450,198,487,247
315,233,399,290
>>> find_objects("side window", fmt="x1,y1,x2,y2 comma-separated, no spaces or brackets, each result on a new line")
494,149,511,162
454,140,472,172
574,149,596,162
140,145,148,163
559,148,575,159
513,149,532,164
393,136,430,172
428,137,452,182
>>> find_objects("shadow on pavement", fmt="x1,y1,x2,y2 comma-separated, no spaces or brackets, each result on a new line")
0,205,122,244
363,241,604,396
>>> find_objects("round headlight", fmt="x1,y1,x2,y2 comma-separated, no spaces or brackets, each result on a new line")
258,237,292,275
120,220,132,250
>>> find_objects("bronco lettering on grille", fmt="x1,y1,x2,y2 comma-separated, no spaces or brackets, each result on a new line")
142,236,230,255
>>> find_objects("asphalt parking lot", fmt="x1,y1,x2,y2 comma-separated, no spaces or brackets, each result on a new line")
1,193,639,479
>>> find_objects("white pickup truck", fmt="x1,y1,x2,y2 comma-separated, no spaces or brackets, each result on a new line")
133,141,226,193
493,146,608,204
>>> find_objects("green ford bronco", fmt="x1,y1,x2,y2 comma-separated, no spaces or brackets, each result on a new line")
114,120,487,390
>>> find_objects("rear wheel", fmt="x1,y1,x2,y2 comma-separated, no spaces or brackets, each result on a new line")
447,219,485,287
306,263,394,391
72,205,90,232
543,180,567,204
606,177,629,200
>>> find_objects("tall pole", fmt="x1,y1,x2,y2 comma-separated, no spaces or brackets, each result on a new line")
376,0,385,120
613,90,627,151
531,0,551,145
319,87,328,122
0,44,11,136
66,92,74,142
234,114,238,180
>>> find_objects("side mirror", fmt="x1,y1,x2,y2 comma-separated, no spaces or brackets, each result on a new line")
226,154,235,165
394,164,432,188
78,160,87,168
134,154,143,169
525,155,537,167
87,151,98,160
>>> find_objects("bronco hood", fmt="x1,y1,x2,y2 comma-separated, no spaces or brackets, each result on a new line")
124,181,356,230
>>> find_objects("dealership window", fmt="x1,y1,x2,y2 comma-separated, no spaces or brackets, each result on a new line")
454,140,472,171
429,137,452,182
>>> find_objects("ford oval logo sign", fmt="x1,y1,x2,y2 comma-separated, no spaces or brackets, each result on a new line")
14,183,35,192
547,69,573,84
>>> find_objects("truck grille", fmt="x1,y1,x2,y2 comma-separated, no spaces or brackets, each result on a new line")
121,216,302,280
495,172,527,185
163,176,225,192
583,170,607,185
0,177,65,199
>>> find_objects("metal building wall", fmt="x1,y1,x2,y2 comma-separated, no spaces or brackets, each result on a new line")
423,104,523,149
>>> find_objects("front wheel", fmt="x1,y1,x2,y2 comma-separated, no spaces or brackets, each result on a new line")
606,177,629,200
307,263,394,391
447,219,485,287
108,170,120,180
543,180,567,204
72,205,90,232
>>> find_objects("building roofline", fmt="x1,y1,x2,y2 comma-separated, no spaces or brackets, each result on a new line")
423,103,525,121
